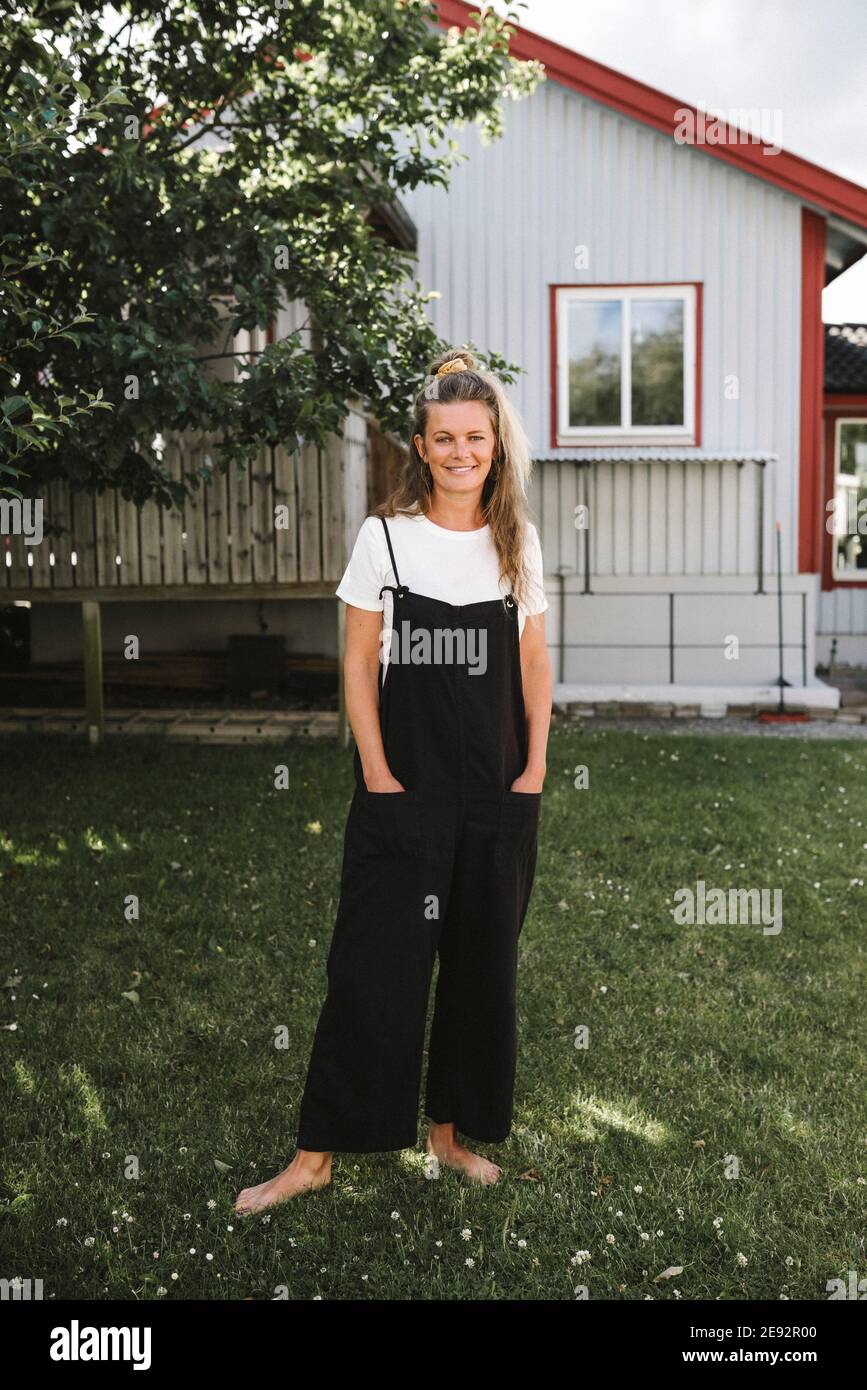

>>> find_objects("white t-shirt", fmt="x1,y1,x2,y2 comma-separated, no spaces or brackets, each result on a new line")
336,509,548,676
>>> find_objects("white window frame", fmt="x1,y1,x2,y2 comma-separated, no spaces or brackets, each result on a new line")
556,284,697,446
832,415,867,583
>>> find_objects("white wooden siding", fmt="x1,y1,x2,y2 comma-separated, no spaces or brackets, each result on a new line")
397,78,803,578
818,587,867,661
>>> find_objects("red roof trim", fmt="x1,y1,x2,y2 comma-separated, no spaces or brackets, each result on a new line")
799,209,825,573
824,393,867,409
435,1,867,231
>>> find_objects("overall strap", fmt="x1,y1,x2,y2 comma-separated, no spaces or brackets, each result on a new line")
378,516,409,600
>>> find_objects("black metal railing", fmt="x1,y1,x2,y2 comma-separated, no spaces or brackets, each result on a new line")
550,586,807,687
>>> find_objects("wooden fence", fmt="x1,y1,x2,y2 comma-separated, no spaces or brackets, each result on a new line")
2,402,374,601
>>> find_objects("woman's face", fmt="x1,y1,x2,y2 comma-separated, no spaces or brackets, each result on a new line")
414,401,496,500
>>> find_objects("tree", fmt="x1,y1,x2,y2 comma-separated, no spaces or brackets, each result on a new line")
0,0,543,509
0,26,124,495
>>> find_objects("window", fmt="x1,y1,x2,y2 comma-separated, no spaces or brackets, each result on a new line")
555,284,698,445
831,418,867,580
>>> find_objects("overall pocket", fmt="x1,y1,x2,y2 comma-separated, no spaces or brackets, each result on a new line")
346,788,424,861
494,790,542,864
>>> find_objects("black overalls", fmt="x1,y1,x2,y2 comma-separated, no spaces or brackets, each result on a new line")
295,516,541,1153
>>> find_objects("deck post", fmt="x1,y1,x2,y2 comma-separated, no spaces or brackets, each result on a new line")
337,598,349,748
81,600,104,744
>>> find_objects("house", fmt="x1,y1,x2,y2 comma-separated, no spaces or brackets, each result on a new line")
6,0,867,721
395,0,867,708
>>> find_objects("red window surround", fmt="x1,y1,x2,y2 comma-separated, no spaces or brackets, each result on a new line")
821,395,867,589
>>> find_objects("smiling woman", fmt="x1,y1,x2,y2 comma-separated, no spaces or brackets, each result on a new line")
234,347,553,1215
334,507,547,682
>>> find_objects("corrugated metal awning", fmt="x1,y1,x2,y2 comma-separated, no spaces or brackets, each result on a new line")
533,449,778,463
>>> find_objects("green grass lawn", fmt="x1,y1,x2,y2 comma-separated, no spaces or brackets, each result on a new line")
0,725,864,1301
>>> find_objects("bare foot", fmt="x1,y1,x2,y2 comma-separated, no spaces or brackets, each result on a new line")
234,1150,332,1215
425,1122,502,1185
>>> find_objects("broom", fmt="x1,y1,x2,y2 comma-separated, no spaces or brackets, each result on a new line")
757,521,809,723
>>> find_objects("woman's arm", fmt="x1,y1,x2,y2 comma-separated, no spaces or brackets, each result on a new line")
343,604,405,792
512,610,552,793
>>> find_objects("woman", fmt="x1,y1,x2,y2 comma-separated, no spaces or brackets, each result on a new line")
235,348,552,1213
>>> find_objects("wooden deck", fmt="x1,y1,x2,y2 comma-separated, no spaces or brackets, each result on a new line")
0,400,408,745
0,706,339,742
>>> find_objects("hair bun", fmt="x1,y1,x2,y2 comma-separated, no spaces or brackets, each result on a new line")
433,349,476,377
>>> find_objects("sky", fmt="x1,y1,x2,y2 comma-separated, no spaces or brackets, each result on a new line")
485,0,867,320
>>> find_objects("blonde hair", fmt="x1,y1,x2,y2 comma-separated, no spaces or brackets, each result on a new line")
373,347,537,612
